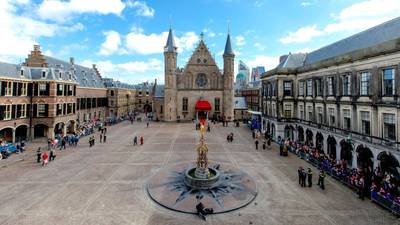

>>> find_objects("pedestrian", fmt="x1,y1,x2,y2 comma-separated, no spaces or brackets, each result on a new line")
307,168,313,187
103,134,107,143
262,141,266,150
104,127,107,134
89,136,93,147
298,167,303,186
358,176,365,200
267,138,271,149
318,170,326,190
49,149,56,161
47,138,51,151
140,136,144,145
60,138,66,150
255,140,259,150
252,130,255,139
100,133,103,143
36,147,42,163
207,124,210,132
134,136,137,145
42,151,49,166
147,122,149,128
226,134,230,143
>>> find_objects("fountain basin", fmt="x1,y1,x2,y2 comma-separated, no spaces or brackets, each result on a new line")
184,167,220,189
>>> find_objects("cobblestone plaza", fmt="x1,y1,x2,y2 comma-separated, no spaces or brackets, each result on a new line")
0,121,396,225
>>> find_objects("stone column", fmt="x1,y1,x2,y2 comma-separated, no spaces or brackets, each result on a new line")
336,143,341,163
63,124,67,137
352,150,357,169
12,129,16,144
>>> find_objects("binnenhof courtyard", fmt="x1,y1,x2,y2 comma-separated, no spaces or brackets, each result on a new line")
0,121,398,225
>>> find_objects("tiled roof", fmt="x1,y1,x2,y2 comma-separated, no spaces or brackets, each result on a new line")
276,53,306,69
154,84,164,97
0,62,21,79
44,56,104,88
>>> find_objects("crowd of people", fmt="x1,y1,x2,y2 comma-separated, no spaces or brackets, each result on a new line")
282,138,400,203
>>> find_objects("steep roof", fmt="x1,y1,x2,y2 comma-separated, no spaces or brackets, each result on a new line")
164,28,177,53
153,84,164,97
0,62,21,79
44,56,105,88
276,53,307,69
224,33,234,56
304,16,400,65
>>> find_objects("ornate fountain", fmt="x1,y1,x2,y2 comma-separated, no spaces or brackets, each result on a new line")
184,124,220,189
146,122,257,214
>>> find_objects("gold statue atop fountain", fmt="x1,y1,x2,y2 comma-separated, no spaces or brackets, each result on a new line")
195,124,210,178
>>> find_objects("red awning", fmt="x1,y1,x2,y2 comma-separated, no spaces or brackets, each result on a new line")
195,100,212,111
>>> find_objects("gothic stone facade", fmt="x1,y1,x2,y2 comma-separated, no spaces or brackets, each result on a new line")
163,29,234,122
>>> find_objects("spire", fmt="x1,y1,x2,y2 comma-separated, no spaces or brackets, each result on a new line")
224,33,234,56
165,28,177,53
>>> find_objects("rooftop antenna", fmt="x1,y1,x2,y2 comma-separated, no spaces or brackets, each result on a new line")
169,15,172,29
227,19,231,34
200,32,204,41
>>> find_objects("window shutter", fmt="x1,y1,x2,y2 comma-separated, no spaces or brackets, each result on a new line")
34,83,38,96
44,104,49,117
12,105,16,119
27,104,31,117
33,104,37,118
0,106,4,120
46,83,50,95
13,82,17,96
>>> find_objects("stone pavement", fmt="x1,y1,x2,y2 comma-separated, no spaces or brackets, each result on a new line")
0,121,398,225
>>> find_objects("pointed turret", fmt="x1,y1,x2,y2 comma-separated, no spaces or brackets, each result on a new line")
224,33,234,56
164,28,177,53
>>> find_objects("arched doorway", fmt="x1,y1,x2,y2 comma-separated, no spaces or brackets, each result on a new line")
356,145,374,170
66,120,76,134
340,139,353,168
305,129,313,147
0,127,13,142
327,135,337,160
284,125,294,141
15,125,28,142
144,103,152,113
297,126,304,143
315,132,324,153
54,122,64,137
378,151,400,178
34,124,48,138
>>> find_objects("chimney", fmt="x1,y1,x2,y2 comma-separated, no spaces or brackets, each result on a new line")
33,45,40,52
70,57,74,65
92,64,96,69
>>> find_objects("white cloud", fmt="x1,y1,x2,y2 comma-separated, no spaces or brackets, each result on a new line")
0,0,83,61
280,25,322,44
246,55,279,71
127,0,155,17
280,0,400,44
235,35,246,46
81,58,163,83
254,42,265,51
301,2,311,7
37,0,126,23
125,30,199,55
99,30,122,56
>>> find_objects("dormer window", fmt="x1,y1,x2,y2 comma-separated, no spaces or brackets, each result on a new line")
20,69,24,76
59,72,62,79
41,70,46,78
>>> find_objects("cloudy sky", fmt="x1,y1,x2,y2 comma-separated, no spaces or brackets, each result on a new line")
1,0,400,84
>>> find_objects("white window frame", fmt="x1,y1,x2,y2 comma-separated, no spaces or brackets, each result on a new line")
37,104,46,117
360,72,370,96
4,105,11,120
382,68,395,96
5,81,12,96
306,80,313,96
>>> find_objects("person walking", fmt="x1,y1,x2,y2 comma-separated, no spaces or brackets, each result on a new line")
60,138,66,150
36,147,42,163
147,122,149,128
140,136,144,145
42,151,49,166
133,136,138,145
307,168,313,187
89,136,93,147
49,149,56,161
100,133,103,143
103,134,107,143
267,138,271,149
255,140,259,150
262,141,266,150
318,170,326,190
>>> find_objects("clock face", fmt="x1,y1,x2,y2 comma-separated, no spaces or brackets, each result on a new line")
196,73,207,87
